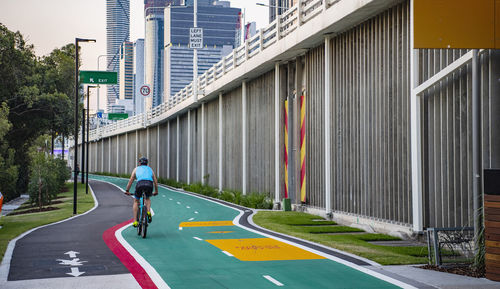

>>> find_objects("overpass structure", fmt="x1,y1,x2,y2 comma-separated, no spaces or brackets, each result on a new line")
77,0,500,236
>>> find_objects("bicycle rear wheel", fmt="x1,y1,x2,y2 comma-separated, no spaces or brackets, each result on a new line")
141,205,148,238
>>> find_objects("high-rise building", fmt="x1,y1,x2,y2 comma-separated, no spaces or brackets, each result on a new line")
144,0,180,108
133,39,145,115
164,2,241,99
269,0,297,22
119,41,134,100
106,0,130,112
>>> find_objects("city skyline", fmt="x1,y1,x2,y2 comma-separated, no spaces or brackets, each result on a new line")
0,0,270,112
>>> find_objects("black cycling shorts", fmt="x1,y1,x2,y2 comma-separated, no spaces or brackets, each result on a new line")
134,180,153,199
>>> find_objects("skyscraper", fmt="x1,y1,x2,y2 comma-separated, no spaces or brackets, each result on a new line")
106,0,130,112
144,0,179,108
133,39,145,115
164,2,241,99
119,41,134,101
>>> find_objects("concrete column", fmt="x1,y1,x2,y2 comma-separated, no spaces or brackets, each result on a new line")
176,116,180,182
410,0,423,232
274,63,280,203
135,130,138,161
101,140,104,172
218,92,223,191
108,137,111,172
125,133,128,173
116,136,119,174
167,120,170,178
242,81,247,195
201,102,205,183
187,110,191,184
147,127,150,159
157,125,160,177
324,36,332,216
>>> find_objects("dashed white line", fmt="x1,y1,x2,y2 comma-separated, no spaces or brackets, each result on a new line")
194,211,199,214
222,251,233,257
188,218,195,221
186,206,191,209
177,202,181,205
263,275,284,286
178,227,183,230
193,237,203,241
169,198,173,200
162,195,166,197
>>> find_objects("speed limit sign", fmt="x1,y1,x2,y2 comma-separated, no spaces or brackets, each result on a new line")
140,85,151,96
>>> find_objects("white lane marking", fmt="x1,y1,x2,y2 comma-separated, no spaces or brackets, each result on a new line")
116,224,171,288
222,251,233,257
158,183,417,289
177,202,181,205
169,198,173,200
186,206,191,209
194,211,199,214
162,195,166,197
263,275,284,286
179,227,183,230
193,237,203,241
188,218,195,221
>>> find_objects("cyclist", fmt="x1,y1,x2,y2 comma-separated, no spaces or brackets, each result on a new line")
125,157,159,227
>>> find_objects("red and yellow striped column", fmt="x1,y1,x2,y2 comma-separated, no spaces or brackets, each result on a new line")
284,100,289,199
300,93,306,202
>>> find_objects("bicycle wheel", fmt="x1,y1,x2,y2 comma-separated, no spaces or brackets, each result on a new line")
141,204,148,238
137,203,142,236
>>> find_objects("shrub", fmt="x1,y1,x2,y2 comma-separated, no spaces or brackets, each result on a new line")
28,152,67,209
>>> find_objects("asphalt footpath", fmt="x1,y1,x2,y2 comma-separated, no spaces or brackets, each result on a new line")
4,180,136,283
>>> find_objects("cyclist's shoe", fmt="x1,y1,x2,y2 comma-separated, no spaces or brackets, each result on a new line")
132,221,138,227
147,211,152,223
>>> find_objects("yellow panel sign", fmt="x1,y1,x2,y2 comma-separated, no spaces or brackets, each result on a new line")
414,0,497,49
205,238,326,261
179,221,234,227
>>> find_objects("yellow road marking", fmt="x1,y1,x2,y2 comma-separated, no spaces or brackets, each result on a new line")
179,221,234,227
205,238,326,261
208,231,234,234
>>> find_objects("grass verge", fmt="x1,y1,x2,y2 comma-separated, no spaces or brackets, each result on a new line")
0,182,94,261
253,211,428,265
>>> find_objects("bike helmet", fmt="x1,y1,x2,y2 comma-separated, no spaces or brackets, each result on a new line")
138,157,148,165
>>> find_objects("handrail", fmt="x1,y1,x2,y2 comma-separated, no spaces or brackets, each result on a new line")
85,0,341,143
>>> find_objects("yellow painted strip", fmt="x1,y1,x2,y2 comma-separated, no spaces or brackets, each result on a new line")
208,231,234,234
205,238,326,261
179,221,234,227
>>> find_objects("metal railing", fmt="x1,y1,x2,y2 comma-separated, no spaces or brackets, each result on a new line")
87,0,339,142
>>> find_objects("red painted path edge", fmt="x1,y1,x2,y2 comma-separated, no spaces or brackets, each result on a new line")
102,219,158,289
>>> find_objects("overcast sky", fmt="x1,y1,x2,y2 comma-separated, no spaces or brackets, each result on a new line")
0,0,269,111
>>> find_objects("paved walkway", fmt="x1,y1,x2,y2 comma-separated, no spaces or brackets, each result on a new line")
2,175,500,288
1,195,29,216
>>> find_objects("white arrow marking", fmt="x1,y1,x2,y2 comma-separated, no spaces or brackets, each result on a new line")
64,251,79,258
67,267,85,277
57,258,87,266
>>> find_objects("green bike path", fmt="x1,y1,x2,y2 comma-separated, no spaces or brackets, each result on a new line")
91,175,409,289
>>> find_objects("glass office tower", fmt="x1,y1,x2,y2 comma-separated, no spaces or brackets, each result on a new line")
106,0,130,112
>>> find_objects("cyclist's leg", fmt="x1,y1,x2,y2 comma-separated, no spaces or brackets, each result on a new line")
133,198,139,220
145,197,151,213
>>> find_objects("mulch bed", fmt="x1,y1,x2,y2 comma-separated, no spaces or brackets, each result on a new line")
8,207,60,216
419,264,484,278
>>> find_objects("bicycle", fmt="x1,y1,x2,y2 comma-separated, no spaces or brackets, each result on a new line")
136,191,148,238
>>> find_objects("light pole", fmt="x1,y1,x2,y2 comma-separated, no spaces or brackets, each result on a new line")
74,37,95,215
85,85,97,195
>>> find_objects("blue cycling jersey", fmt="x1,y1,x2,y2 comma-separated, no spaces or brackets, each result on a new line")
136,165,153,182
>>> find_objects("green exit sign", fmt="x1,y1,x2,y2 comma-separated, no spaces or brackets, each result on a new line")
108,113,128,120
80,70,117,84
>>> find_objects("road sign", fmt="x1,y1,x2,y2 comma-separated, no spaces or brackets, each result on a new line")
190,28,203,49
79,71,118,84
140,85,151,96
108,113,128,120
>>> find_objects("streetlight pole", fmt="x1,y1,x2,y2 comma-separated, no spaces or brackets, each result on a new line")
74,37,95,215
86,85,97,195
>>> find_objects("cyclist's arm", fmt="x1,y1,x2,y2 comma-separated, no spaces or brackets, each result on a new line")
125,168,136,194
152,172,159,195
